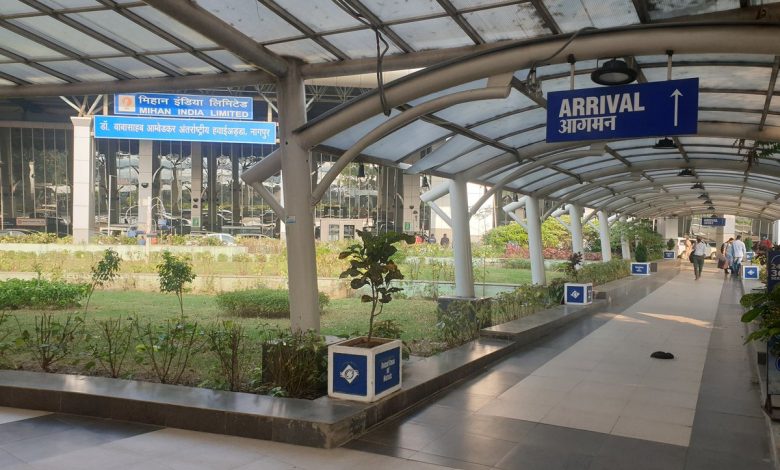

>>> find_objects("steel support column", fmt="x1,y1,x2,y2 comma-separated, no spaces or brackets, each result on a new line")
71,116,94,243
525,197,546,286
190,143,202,231
598,211,612,262
450,176,475,298
569,204,584,255
137,140,153,234
620,215,631,260
279,62,320,332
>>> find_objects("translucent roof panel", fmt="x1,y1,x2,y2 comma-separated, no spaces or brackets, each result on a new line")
364,121,451,161
325,30,404,60
543,0,639,32
699,110,762,125
642,65,772,90
0,1,38,15
432,91,537,127
270,1,361,31
0,63,65,84
442,146,506,174
266,39,337,63
526,173,570,192
637,53,775,65
421,135,481,168
193,0,300,42
43,60,117,81
97,57,168,78
8,17,119,56
0,28,65,60
408,79,487,106
450,0,512,7
390,17,473,50
364,0,445,22
646,0,739,21
558,156,613,170
128,6,218,49
39,0,99,7
678,137,737,147
147,53,219,75
769,96,780,113
202,51,254,72
699,93,766,111
764,115,780,127
471,108,546,139
500,127,547,149
541,74,604,99
67,11,180,53
322,111,401,150
462,4,549,41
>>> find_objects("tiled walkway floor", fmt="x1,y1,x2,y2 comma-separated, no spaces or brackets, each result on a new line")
0,263,773,469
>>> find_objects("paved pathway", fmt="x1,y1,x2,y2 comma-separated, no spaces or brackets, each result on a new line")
0,263,772,469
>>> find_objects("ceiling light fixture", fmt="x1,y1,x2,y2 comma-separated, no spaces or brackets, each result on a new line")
357,162,365,178
698,194,709,199
707,206,716,211
691,182,704,190
591,58,637,86
677,168,695,177
653,137,677,149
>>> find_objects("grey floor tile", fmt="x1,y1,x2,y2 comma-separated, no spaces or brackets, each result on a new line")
342,439,417,459
457,370,527,397
684,447,773,470
408,451,494,470
494,443,594,470
460,414,538,442
419,429,516,467
0,415,73,445
519,423,607,455
359,420,452,451
590,435,686,470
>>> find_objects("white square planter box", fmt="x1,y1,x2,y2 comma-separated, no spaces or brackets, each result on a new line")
564,283,593,305
328,337,402,402
743,265,760,280
663,251,676,260
631,262,651,276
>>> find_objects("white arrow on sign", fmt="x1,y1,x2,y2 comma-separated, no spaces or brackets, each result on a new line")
671,89,683,127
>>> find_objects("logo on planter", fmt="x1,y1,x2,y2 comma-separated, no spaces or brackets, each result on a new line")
663,251,675,259
632,263,648,274
339,364,359,384
332,353,367,395
374,347,400,395
566,286,584,303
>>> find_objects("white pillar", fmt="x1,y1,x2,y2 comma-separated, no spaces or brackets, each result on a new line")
774,220,780,245
568,204,584,255
71,117,94,243
137,140,153,234
526,196,546,285
620,215,631,260
450,176,475,298
279,61,320,332
598,211,612,262
190,143,202,231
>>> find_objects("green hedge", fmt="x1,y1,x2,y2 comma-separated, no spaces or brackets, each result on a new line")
216,288,330,318
0,278,89,309
574,259,631,286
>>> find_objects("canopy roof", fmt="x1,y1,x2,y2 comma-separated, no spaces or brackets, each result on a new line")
1,1,780,221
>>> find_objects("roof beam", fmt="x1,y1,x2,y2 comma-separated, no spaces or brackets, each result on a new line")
436,0,484,44
760,56,780,130
143,0,288,77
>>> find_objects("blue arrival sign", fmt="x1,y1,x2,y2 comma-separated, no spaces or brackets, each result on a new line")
94,116,276,145
114,93,253,120
701,217,726,227
546,78,698,143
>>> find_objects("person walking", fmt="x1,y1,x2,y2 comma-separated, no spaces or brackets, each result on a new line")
717,242,729,275
440,233,450,248
684,238,693,260
692,236,708,280
724,237,734,274
732,234,747,275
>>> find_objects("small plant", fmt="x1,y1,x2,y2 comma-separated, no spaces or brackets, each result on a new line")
667,238,675,250
565,252,583,281
205,321,252,392
132,316,201,384
436,301,491,348
635,244,648,262
17,313,84,372
741,286,780,352
261,329,327,399
87,317,133,378
339,230,415,342
157,251,196,316
85,248,122,312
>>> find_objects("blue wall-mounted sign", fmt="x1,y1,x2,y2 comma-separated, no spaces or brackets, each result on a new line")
374,347,401,395
701,217,726,227
114,93,253,120
94,116,276,145
546,78,698,143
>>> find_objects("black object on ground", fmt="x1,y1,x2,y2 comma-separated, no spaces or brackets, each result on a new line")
650,351,675,359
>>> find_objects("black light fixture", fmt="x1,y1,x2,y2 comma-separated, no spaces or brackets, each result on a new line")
357,162,365,178
653,137,677,149
704,199,713,205
711,213,718,217
421,175,430,190
707,206,716,211
591,58,637,86
698,193,709,200
691,182,704,190
677,168,695,177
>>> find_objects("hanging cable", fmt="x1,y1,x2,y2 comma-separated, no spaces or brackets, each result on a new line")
332,0,391,116
525,26,596,95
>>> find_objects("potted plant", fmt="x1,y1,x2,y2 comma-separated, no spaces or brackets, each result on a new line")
328,230,414,402
663,238,676,260
563,252,592,305
741,285,780,413
631,243,652,275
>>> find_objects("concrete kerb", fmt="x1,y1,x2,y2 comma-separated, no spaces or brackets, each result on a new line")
0,262,680,449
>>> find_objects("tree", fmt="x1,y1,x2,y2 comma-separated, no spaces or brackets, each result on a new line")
157,251,196,316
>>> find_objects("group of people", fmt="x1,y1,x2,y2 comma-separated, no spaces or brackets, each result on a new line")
715,235,747,277
413,232,450,247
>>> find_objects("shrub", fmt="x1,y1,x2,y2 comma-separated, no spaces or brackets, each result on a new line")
132,316,202,384
157,251,196,316
216,288,330,318
87,317,133,378
576,260,631,285
667,238,676,250
0,278,88,310
17,313,85,372
261,329,327,399
635,244,648,262
436,300,491,348
205,321,254,392
85,248,122,312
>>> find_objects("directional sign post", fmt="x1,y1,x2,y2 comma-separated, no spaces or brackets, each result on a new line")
546,78,699,143
701,217,726,227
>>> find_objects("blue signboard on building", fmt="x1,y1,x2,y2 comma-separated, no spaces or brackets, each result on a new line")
94,116,276,145
114,93,253,120
546,78,698,143
701,217,726,227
